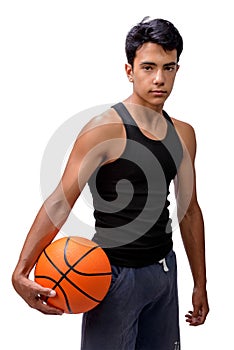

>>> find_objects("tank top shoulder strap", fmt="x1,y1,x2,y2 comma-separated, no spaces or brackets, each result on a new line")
111,102,137,126
162,110,174,126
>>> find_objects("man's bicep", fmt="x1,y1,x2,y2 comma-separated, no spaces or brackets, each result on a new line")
174,130,197,221
60,127,108,204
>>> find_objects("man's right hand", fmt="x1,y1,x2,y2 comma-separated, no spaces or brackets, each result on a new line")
12,274,64,315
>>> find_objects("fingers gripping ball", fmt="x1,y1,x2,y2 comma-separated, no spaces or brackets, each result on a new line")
34,236,112,314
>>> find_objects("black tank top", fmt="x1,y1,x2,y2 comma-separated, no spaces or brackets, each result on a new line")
88,102,183,267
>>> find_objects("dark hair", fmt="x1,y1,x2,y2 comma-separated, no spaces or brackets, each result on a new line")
125,17,183,66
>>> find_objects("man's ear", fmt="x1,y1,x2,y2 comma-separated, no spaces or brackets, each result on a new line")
125,63,134,82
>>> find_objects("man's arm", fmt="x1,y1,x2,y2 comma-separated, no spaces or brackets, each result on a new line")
12,109,125,315
173,119,209,326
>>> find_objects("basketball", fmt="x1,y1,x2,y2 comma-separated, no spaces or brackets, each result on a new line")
34,236,112,314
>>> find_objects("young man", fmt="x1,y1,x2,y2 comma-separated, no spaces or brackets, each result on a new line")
12,18,209,349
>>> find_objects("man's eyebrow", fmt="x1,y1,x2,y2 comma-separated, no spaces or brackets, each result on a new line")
140,61,157,66
140,61,177,67
163,62,177,67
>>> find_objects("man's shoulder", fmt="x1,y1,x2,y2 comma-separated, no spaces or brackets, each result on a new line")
170,116,197,158
171,116,194,130
171,116,195,140
78,107,124,139
169,116,198,165
91,107,122,125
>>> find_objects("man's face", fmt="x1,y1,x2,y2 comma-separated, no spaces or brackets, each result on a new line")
126,42,179,111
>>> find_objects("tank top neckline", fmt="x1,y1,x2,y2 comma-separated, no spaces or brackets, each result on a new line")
114,102,170,143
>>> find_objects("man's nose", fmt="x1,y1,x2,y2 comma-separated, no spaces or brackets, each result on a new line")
152,69,165,84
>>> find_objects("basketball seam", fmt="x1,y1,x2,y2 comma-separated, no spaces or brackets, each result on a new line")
64,238,112,277
34,275,72,313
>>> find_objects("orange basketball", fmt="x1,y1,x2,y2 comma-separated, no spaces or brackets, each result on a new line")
34,236,112,314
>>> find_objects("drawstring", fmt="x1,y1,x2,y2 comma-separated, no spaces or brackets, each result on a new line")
159,258,169,272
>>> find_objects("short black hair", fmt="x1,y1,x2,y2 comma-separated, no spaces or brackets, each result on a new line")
125,17,183,67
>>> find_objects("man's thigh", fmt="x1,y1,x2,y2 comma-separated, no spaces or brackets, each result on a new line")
81,265,139,350
136,251,180,350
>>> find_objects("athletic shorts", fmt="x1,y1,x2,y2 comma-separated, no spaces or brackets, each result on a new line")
81,250,180,350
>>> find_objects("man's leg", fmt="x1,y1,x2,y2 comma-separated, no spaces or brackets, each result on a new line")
81,265,139,350
135,251,180,350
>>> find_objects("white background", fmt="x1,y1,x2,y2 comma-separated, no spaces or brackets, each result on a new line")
1,0,233,349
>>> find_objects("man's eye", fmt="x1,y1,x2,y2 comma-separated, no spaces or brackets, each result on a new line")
144,66,153,71
165,66,175,71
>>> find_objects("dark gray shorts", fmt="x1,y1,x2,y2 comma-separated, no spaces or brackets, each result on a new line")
81,250,180,350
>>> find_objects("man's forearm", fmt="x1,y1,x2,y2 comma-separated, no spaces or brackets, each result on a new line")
179,204,207,288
